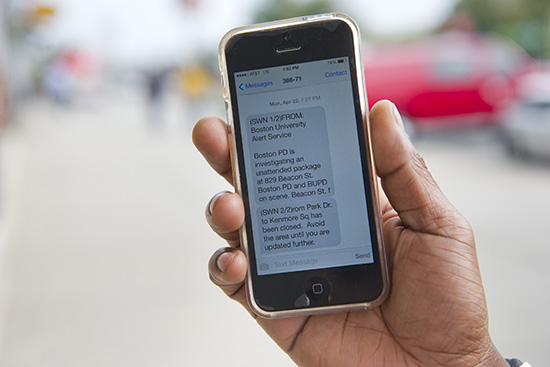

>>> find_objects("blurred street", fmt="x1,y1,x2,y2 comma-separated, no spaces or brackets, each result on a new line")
0,89,549,366
0,89,294,366
414,127,550,367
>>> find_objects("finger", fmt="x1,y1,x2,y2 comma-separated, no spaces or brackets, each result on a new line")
209,247,314,349
376,177,392,215
206,191,245,247
208,247,248,304
370,100,469,238
192,117,233,183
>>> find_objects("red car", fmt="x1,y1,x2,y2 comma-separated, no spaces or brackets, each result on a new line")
364,32,535,134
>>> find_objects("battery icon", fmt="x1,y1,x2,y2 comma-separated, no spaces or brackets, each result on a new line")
338,59,345,63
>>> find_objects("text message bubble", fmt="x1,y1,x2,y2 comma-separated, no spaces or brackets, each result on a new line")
256,199,341,254
246,106,335,205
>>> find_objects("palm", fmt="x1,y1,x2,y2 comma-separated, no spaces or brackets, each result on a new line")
194,101,505,367
254,203,488,367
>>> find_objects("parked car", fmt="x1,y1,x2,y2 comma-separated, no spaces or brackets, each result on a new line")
501,67,550,160
363,31,535,135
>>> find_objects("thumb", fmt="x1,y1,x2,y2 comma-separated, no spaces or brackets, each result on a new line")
370,100,469,239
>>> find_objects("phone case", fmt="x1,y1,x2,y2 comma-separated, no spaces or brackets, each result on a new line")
218,13,390,318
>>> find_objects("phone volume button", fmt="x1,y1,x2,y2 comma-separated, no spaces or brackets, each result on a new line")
226,121,232,135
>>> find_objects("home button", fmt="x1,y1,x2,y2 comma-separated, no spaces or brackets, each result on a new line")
304,276,332,302
312,283,323,295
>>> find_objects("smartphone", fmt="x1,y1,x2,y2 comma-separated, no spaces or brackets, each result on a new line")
219,13,389,318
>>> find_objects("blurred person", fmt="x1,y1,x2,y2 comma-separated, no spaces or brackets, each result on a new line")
1,4,10,132
42,54,73,105
145,67,170,126
0,74,7,133
193,100,532,367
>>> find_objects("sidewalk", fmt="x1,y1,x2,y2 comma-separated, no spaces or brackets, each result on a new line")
0,91,293,366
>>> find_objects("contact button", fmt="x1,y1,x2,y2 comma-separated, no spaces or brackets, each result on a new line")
324,70,348,78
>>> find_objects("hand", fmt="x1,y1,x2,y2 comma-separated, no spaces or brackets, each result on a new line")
192,101,507,367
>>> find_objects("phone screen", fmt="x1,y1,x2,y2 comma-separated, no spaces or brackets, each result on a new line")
234,56,374,276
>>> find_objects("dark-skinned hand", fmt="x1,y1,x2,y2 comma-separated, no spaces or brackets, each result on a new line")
192,100,507,367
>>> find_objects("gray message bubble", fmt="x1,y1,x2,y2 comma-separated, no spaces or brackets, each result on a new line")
257,198,341,254
246,107,335,205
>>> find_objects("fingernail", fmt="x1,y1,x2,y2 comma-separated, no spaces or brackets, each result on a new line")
206,190,231,217
391,103,406,132
216,251,235,273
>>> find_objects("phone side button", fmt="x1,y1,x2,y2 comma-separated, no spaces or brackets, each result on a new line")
220,72,226,89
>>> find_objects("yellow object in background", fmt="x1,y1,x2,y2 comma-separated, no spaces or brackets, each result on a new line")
178,64,213,100
28,4,56,26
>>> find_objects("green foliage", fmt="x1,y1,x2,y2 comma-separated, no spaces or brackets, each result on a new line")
254,0,336,23
455,0,550,58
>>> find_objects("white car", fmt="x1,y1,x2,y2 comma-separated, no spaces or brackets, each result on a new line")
502,69,550,160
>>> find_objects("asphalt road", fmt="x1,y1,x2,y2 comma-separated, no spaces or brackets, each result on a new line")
0,90,548,366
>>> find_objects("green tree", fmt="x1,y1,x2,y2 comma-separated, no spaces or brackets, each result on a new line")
455,0,550,58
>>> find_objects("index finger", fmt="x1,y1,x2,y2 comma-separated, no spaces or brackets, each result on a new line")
192,117,233,183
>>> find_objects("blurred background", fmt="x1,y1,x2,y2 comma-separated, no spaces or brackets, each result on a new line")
0,0,549,366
